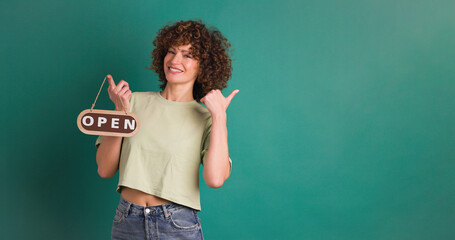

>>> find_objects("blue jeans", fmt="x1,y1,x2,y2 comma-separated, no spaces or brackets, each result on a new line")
111,197,204,240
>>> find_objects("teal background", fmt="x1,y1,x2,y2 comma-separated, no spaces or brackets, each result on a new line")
1,0,454,239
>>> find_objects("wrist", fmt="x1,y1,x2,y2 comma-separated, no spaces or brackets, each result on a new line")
212,112,227,121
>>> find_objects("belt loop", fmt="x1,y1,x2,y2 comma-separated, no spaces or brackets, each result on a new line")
124,201,132,218
162,204,170,219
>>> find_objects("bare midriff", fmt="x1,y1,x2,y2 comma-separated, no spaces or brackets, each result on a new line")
120,186,171,207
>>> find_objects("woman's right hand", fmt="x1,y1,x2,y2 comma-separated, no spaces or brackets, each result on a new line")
107,74,132,111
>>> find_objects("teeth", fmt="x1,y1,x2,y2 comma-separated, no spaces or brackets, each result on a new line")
169,67,183,72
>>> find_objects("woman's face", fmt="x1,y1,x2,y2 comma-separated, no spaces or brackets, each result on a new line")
164,44,200,85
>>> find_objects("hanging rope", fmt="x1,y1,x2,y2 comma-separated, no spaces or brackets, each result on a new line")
90,76,127,115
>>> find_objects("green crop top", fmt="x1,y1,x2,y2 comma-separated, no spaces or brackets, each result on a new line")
95,91,232,211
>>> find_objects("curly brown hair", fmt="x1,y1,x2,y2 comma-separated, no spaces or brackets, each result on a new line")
146,19,233,103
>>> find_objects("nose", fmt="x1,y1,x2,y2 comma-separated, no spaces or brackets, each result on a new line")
170,52,183,65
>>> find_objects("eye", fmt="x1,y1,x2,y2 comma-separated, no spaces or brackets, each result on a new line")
167,50,175,54
184,55,192,59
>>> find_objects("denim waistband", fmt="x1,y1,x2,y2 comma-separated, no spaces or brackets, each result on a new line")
117,196,183,218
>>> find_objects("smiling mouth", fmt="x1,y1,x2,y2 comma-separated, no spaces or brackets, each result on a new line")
168,67,183,73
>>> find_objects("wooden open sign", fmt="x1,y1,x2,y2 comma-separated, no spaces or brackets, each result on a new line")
77,76,140,137
77,109,140,137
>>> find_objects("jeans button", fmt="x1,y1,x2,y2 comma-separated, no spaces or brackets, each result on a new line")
145,208,150,214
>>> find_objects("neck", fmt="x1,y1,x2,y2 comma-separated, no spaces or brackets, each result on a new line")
160,83,194,102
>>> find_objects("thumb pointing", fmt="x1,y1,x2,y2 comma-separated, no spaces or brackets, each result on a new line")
226,89,239,106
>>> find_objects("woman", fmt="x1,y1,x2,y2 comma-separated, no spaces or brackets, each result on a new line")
95,20,238,240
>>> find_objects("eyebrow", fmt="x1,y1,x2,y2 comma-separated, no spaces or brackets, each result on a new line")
170,47,191,53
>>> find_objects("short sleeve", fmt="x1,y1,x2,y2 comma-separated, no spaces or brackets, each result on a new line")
95,135,104,148
200,117,233,171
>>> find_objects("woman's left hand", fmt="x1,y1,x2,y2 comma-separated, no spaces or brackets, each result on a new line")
200,89,239,116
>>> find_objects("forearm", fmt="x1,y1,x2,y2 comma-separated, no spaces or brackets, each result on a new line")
202,113,231,188
96,136,122,178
